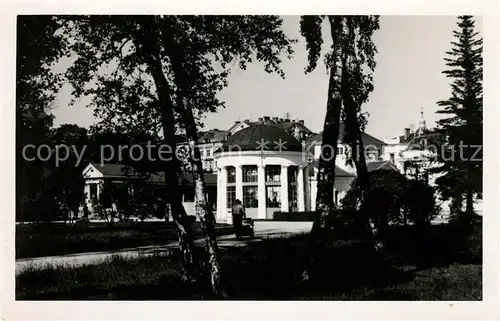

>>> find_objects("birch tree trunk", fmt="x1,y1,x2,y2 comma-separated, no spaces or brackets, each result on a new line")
181,105,226,297
301,16,344,282
135,19,198,282
341,19,387,258
155,17,226,296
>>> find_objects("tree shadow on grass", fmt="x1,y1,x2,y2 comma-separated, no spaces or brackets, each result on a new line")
17,236,419,300
17,224,482,300
217,237,419,300
381,223,482,270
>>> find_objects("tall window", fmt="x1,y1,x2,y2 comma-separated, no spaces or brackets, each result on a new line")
288,166,297,183
227,166,236,184
338,146,344,155
334,190,339,205
266,186,281,207
227,186,236,208
243,165,258,182
288,187,297,209
265,165,281,207
227,166,236,208
243,186,258,208
288,167,297,209
389,153,395,163
242,165,258,208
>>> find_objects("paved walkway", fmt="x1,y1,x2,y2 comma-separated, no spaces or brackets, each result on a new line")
15,221,312,275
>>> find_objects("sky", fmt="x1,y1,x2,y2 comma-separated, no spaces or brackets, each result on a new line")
50,15,483,141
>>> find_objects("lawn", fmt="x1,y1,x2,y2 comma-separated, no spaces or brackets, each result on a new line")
16,221,233,259
16,223,482,300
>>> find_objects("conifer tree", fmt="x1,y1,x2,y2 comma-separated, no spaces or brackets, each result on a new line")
434,16,483,223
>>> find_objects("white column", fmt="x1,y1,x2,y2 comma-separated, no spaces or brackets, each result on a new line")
310,180,317,211
297,166,305,211
235,165,243,202
280,165,289,212
96,181,101,200
216,168,222,221
257,164,266,219
303,167,308,211
219,166,227,222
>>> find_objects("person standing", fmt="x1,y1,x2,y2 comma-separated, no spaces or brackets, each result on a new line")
231,199,246,240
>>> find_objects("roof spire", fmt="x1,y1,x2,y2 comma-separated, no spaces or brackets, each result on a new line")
417,106,426,136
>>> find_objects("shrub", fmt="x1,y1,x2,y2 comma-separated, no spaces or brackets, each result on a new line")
272,209,367,240
404,179,439,226
273,211,316,221
343,170,438,227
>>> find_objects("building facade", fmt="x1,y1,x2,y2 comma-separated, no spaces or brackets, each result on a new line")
82,115,395,222
382,109,483,216
213,119,389,223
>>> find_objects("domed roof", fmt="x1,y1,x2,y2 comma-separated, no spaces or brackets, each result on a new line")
215,124,303,153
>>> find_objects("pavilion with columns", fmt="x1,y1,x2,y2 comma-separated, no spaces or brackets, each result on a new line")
214,124,309,221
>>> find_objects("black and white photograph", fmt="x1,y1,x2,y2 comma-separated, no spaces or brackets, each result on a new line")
1,1,499,319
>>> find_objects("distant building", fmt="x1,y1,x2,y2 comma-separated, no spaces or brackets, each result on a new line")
82,162,218,219
383,108,482,216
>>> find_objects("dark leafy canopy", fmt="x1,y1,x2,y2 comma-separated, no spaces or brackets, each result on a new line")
300,16,324,73
17,16,68,114
433,16,483,212
16,16,68,221
343,170,407,223
60,15,295,139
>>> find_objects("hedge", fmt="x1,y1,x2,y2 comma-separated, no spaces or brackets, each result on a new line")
273,209,368,239
273,209,359,222
273,211,316,221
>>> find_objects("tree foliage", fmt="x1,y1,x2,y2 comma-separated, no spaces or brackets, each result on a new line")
433,16,483,219
54,15,295,295
16,16,68,221
17,16,67,114
343,170,438,228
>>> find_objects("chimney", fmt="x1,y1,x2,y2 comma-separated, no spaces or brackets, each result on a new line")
272,117,278,122
263,116,270,122
404,128,410,139
299,120,304,125
258,117,263,123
